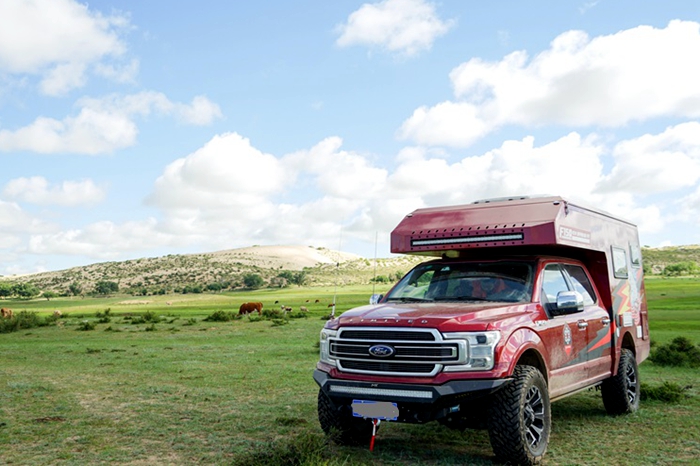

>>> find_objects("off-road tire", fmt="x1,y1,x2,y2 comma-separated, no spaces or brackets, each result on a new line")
487,365,551,465
317,389,374,446
601,348,640,415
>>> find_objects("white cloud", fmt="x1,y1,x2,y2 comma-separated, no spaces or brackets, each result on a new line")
282,137,388,199
397,101,489,147
388,132,605,205
27,218,175,259
596,122,700,194
3,176,106,206
336,0,455,57
0,92,222,154
0,0,130,95
13,124,699,270
0,200,55,234
402,20,700,147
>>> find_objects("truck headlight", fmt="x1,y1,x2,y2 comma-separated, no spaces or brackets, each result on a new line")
319,328,337,366
442,331,501,371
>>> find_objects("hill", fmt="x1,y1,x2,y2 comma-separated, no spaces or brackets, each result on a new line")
0,245,425,296
2,244,699,297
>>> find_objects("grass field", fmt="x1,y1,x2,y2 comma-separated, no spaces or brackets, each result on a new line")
1,280,699,465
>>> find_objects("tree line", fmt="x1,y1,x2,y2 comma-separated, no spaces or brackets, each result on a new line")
0,270,313,300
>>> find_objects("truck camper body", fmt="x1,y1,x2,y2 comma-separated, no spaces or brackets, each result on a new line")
315,195,649,465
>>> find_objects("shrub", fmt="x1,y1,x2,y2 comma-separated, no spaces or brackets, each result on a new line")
76,320,96,331
262,308,282,319
649,336,700,367
142,311,158,322
271,318,289,327
0,311,44,333
203,310,236,322
641,381,688,403
95,309,112,323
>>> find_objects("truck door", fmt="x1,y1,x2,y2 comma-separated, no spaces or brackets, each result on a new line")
561,264,613,381
539,263,591,397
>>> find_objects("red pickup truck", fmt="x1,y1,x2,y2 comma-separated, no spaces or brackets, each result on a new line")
314,196,650,465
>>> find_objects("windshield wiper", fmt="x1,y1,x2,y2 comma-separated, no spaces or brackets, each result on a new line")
386,296,431,302
433,296,490,302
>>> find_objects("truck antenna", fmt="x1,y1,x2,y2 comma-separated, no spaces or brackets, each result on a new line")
330,227,342,319
371,231,378,297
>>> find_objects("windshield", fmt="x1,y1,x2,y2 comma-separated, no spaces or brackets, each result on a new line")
385,260,534,304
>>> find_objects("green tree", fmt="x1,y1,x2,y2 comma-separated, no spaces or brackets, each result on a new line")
292,270,308,286
663,261,699,276
206,283,223,292
243,273,264,289
0,282,12,299
43,291,58,301
12,283,40,299
269,276,288,288
68,282,83,296
94,281,119,296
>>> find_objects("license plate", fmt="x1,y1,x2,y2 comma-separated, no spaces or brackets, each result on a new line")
352,400,399,421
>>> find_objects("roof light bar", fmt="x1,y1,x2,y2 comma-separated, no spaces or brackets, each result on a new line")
329,385,433,399
411,233,524,247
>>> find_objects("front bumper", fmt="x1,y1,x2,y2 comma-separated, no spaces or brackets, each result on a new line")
314,369,511,423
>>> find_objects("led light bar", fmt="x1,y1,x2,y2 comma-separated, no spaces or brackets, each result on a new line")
329,385,433,399
411,233,524,247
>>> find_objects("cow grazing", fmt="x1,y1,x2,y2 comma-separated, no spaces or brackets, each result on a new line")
239,302,263,315
1,308,13,319
315,299,320,303
284,306,292,312
327,303,335,308
52,310,62,318
300,306,308,312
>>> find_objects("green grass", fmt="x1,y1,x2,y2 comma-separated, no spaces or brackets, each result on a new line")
1,280,699,465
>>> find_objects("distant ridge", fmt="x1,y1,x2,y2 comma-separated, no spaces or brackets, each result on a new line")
0,245,422,294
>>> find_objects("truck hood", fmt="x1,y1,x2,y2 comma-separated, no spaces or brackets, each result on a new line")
334,301,532,332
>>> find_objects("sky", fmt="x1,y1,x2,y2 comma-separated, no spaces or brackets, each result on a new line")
2,0,700,276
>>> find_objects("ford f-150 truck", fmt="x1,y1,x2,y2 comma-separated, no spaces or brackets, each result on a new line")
314,195,650,465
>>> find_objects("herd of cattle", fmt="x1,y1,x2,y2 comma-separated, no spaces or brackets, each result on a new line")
238,299,330,315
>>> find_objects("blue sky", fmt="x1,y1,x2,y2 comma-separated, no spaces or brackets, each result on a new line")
2,0,700,276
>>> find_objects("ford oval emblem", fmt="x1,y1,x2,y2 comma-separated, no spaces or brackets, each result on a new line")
369,344,395,357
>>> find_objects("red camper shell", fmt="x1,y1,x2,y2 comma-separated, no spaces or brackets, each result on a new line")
391,195,650,349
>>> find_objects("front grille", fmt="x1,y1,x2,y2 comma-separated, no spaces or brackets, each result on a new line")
340,330,436,341
340,360,436,374
330,327,467,377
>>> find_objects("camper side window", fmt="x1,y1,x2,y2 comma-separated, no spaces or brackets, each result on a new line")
629,243,642,268
612,246,628,278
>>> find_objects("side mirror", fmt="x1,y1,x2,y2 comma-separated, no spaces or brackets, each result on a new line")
554,291,584,315
369,294,384,305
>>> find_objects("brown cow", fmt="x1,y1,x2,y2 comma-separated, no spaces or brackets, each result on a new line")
239,302,263,315
1,308,13,319
300,306,308,312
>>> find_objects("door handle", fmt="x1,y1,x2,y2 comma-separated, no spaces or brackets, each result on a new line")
601,318,611,326
577,321,588,329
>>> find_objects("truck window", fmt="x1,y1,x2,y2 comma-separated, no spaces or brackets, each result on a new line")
541,265,568,304
562,264,596,306
386,261,533,303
